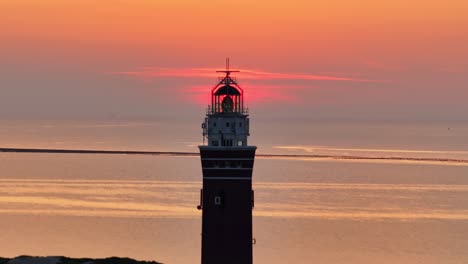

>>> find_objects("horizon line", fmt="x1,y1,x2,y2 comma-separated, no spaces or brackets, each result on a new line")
1,147,467,165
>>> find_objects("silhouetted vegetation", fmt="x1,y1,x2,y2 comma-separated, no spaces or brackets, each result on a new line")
61,257,161,264
0,256,161,264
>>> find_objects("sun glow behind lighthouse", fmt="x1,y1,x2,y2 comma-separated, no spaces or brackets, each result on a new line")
116,67,378,106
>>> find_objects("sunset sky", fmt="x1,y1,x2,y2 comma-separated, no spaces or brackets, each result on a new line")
1,0,467,122
2,4,468,262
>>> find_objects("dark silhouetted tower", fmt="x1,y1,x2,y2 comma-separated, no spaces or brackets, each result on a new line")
198,59,256,264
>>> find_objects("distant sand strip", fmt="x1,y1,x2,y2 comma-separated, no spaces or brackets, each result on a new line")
1,147,468,165
0,147,196,156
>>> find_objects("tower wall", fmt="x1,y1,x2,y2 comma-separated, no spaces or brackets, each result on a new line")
199,146,256,264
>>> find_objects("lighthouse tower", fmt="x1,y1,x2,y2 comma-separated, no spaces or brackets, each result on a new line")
198,59,257,264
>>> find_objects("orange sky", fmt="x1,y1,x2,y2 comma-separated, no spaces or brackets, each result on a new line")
1,0,467,120
3,1,467,56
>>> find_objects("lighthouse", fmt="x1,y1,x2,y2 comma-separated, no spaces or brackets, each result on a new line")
198,59,257,264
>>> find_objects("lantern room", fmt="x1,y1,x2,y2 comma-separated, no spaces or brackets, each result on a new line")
210,64,245,114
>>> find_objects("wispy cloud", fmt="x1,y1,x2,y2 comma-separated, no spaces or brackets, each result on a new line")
114,66,382,105
115,67,378,82
272,145,468,165
274,145,468,155
3,179,468,220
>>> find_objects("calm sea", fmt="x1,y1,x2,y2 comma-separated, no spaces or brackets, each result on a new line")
1,120,468,263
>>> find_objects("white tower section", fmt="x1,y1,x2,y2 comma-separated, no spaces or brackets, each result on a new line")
201,61,250,147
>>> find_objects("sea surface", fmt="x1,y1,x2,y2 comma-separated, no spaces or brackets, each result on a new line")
1,120,468,263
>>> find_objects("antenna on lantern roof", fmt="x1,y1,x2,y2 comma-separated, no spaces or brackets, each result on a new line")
216,57,239,77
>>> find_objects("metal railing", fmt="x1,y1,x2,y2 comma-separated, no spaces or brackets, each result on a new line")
205,105,249,115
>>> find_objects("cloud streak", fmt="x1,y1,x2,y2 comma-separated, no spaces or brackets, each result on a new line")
114,66,383,105
115,67,378,83
2,179,468,220
274,145,468,155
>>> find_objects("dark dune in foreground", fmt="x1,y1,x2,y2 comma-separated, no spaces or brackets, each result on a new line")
0,256,161,264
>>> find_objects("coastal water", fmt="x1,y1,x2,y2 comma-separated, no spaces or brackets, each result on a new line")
1,120,468,263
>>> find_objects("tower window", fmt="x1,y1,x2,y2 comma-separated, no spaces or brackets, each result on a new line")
212,140,219,146
226,122,230,127
213,122,216,127
214,196,222,205
239,122,242,127
221,139,234,147
237,140,243,146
